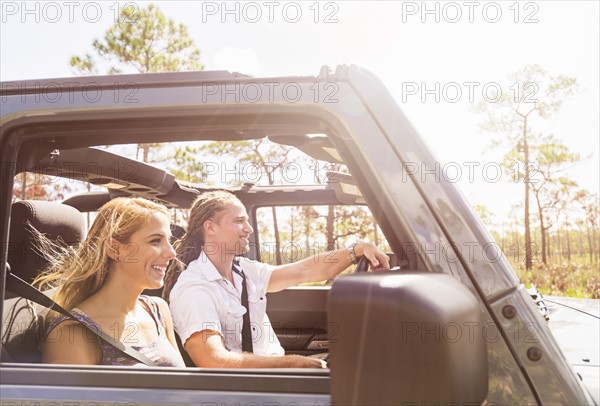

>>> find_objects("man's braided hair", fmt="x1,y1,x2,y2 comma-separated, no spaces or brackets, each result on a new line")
162,190,240,302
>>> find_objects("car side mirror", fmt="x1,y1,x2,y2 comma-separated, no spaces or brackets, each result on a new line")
329,272,488,405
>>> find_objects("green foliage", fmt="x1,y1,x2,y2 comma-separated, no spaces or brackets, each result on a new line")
70,4,202,75
69,54,98,75
200,139,304,264
168,145,206,184
69,4,203,165
473,64,581,271
498,220,599,298
200,139,298,186
256,204,388,267
501,134,582,182
574,190,599,229
473,64,580,143
474,204,495,226
503,134,581,233
515,259,600,299
12,172,75,203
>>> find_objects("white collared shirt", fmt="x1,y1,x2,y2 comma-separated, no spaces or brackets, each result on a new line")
169,251,284,356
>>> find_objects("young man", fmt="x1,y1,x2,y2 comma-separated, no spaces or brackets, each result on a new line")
166,191,389,368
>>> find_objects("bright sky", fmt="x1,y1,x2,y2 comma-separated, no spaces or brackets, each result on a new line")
1,1,598,229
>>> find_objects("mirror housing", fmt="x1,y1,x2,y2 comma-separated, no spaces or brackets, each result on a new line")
329,272,488,405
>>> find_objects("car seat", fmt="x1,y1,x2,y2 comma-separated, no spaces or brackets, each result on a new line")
2,200,86,363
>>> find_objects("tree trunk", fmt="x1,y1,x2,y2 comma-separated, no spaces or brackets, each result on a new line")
303,207,311,259
20,172,27,200
594,226,599,264
86,182,92,226
535,193,546,264
136,144,150,162
586,223,593,263
565,230,571,261
557,230,563,261
523,122,533,270
326,205,335,251
577,228,584,258
290,207,295,244
143,144,150,162
272,206,282,265
540,226,547,265
547,229,552,261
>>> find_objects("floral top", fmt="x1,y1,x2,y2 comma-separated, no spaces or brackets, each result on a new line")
45,295,185,367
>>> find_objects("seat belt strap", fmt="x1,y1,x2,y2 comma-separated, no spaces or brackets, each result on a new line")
6,270,158,367
232,258,253,353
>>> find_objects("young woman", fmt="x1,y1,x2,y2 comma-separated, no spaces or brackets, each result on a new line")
37,197,185,367
164,190,389,368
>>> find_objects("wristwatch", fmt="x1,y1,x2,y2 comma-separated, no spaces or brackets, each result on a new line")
348,243,359,264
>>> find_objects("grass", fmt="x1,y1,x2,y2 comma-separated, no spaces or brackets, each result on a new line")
513,259,600,299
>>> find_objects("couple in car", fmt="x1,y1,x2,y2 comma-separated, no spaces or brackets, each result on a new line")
39,192,388,368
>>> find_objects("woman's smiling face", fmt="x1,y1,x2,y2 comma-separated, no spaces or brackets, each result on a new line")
114,212,176,290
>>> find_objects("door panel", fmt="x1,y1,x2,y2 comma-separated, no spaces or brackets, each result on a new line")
267,287,330,355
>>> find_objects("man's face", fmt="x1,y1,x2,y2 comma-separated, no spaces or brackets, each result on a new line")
206,200,254,255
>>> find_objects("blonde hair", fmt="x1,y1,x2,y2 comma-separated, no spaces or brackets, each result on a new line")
34,197,170,312
163,190,240,301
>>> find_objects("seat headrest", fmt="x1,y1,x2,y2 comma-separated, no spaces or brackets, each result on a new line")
7,201,86,285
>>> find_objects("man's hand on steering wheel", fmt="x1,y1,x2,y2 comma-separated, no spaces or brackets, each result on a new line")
353,242,390,271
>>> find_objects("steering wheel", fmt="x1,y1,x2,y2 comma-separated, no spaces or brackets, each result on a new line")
355,255,371,273
354,253,400,273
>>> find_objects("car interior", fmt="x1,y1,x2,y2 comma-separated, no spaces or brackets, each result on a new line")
1,139,408,367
